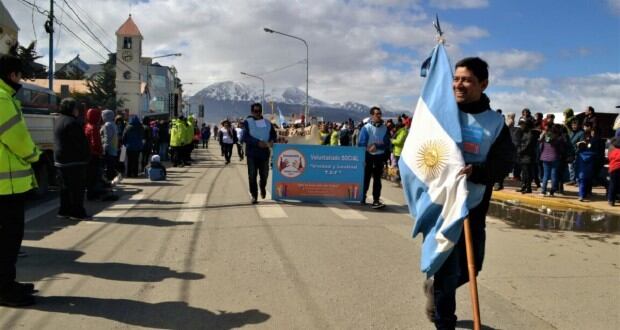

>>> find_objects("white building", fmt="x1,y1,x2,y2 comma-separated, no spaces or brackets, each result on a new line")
0,1,19,55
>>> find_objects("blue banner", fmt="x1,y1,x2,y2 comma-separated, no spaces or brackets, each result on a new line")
271,144,365,202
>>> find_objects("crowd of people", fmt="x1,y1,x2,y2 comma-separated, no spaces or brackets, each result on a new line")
500,106,620,205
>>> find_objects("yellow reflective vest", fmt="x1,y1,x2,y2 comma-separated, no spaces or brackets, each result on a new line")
169,119,183,147
0,79,41,195
184,117,195,145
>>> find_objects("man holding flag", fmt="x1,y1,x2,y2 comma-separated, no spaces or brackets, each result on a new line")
399,45,515,329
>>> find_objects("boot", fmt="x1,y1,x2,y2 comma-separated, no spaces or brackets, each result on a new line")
0,283,35,307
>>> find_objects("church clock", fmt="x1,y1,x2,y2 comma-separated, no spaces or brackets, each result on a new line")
122,50,133,62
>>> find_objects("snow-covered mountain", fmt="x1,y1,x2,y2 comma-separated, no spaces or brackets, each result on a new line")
188,81,402,123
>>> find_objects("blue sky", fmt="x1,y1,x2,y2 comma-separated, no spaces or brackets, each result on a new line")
435,0,619,78
5,0,620,113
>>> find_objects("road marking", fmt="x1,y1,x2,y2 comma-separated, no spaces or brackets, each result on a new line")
382,197,405,207
323,202,368,220
176,193,207,222
91,194,145,222
25,198,59,223
256,191,288,219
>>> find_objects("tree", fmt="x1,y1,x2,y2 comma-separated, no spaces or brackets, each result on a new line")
10,41,48,80
85,57,124,110
56,68,86,80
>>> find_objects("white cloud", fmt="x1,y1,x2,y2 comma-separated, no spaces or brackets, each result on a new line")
478,49,545,72
491,73,620,114
3,0,616,113
6,0,489,109
429,0,489,9
608,0,620,15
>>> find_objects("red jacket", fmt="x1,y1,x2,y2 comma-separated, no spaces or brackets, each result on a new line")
609,148,620,173
84,108,103,157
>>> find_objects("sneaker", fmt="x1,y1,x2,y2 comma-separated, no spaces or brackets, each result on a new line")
14,282,37,294
251,197,258,204
0,283,35,307
371,200,386,209
423,279,435,322
609,201,615,207
260,188,267,199
57,212,71,219
69,214,93,221
493,184,504,191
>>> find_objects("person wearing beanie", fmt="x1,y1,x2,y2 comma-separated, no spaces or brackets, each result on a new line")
84,108,105,200
101,109,119,182
145,154,167,181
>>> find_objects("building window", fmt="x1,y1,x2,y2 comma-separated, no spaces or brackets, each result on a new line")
123,37,132,49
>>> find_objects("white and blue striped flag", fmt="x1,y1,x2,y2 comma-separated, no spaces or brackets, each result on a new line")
277,106,288,127
399,43,469,277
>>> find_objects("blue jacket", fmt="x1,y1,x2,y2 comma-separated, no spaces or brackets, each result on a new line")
358,121,391,157
122,116,144,152
243,116,277,161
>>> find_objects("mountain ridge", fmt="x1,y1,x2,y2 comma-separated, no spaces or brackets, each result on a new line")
188,81,405,123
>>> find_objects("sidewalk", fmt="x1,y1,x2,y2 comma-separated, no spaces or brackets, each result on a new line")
491,177,620,215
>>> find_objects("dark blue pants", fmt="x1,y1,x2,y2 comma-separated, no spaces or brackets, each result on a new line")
58,166,87,217
247,156,269,199
0,193,25,290
433,186,490,329
363,153,385,202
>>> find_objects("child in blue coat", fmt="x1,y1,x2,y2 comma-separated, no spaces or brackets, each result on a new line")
145,155,167,181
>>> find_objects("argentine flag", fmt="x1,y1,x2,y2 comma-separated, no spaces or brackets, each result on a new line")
398,43,469,277
277,106,288,127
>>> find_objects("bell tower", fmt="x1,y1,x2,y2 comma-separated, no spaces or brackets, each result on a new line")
115,14,143,117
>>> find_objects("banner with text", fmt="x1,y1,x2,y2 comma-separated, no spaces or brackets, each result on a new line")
271,144,365,202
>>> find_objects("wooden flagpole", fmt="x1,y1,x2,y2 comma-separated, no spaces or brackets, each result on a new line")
463,216,481,330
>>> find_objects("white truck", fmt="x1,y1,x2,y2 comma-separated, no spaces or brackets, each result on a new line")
17,81,58,194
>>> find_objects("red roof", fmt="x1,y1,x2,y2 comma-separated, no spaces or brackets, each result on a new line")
116,14,143,37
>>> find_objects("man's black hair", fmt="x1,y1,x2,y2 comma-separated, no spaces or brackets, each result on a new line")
455,57,489,82
59,97,77,115
587,106,595,113
251,102,262,111
0,54,23,81
369,106,381,115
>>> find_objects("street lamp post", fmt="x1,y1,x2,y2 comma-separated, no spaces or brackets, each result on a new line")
144,53,182,117
263,27,309,124
240,72,265,110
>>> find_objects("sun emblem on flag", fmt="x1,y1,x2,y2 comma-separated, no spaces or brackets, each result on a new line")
416,140,449,178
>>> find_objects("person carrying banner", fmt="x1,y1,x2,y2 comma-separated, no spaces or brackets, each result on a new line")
358,106,391,209
243,103,277,204
427,57,515,328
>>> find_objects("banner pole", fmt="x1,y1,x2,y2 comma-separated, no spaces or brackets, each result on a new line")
463,216,481,330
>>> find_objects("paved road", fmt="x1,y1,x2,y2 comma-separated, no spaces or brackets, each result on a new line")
1,143,619,329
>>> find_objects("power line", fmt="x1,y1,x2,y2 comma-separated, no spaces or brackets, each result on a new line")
69,0,116,47
18,0,143,76
31,0,38,41
55,0,140,75
61,0,113,54
55,0,65,49
257,59,306,76
16,0,108,61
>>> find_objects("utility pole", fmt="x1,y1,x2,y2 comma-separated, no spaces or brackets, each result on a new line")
47,0,54,90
